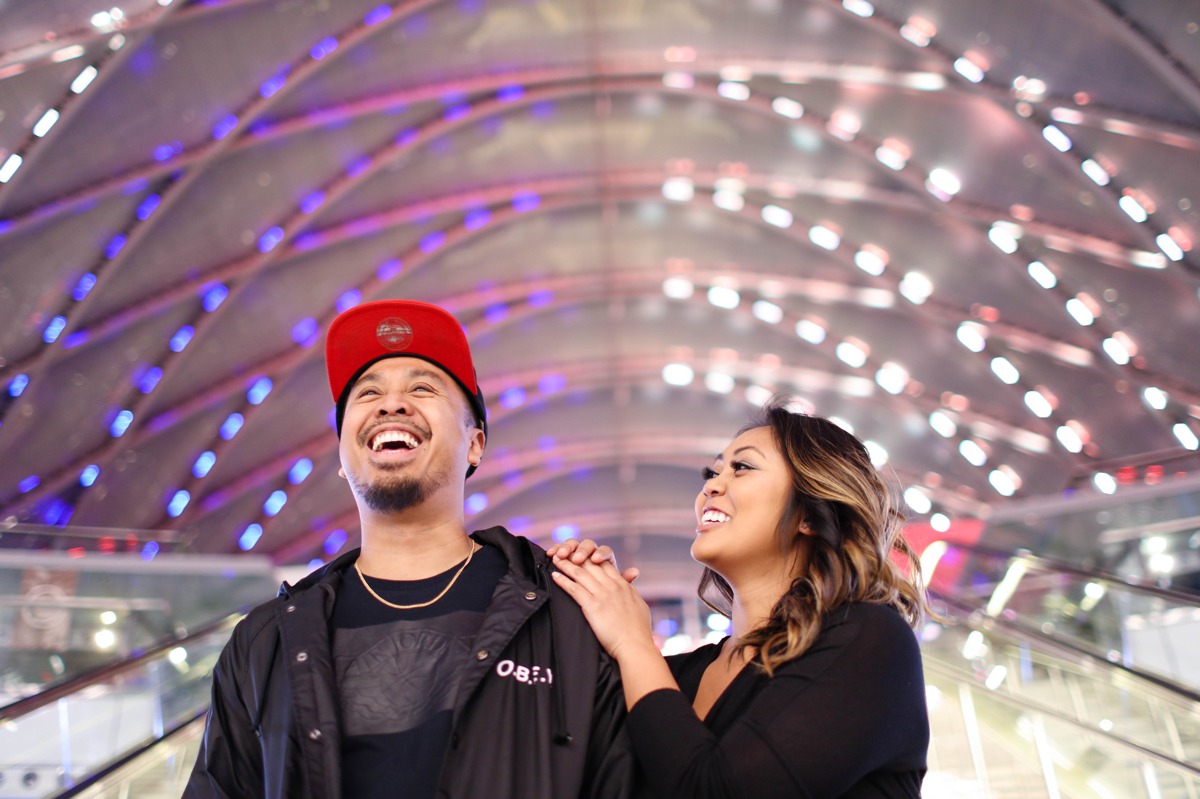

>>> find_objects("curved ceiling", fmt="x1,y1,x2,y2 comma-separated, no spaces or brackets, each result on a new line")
0,0,1198,576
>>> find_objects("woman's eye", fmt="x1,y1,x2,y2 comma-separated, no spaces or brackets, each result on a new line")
700,466,718,480
731,461,752,472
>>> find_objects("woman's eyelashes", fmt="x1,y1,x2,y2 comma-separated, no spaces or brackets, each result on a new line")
700,461,755,481
701,466,718,481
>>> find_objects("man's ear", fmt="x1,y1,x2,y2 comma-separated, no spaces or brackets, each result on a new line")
338,467,346,479
468,428,486,466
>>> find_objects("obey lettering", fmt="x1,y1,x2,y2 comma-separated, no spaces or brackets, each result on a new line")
495,659,553,685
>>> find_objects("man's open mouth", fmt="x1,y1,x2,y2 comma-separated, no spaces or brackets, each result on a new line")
368,429,421,452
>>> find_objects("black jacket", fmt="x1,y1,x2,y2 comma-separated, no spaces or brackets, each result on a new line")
184,527,634,799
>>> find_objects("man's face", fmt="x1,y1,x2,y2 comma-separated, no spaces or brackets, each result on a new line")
337,357,484,514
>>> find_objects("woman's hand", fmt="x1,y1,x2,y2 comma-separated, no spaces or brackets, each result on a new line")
547,538,640,583
551,554,654,663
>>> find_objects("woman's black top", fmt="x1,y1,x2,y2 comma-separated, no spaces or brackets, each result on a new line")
626,602,928,798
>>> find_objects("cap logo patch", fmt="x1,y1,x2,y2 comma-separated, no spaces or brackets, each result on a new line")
376,317,414,351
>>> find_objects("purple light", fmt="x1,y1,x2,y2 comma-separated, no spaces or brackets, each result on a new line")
552,524,579,543
395,128,419,147
464,209,491,230
300,191,325,214
337,289,362,312
62,331,90,348
512,192,540,212
419,231,445,253
220,413,244,440
167,490,190,518
247,377,273,405
73,273,97,301
138,366,163,394
123,179,150,195
263,490,288,516
363,5,391,25
212,114,238,140
484,303,508,324
169,325,194,352
193,451,216,478
80,464,100,486
18,475,40,493
43,499,73,527
307,558,325,571
537,373,566,394
531,101,556,119
377,259,403,281
292,317,319,345
537,435,556,451
465,492,488,514
289,458,314,484
259,74,287,98
7,374,28,397
202,284,228,311
153,144,175,162
110,409,134,437
257,226,285,253
497,84,524,102
324,528,348,554
136,193,161,220
508,516,532,534
104,234,127,259
499,387,525,409
444,104,471,122
310,37,338,60
528,289,553,307
42,316,67,344
141,541,160,561
346,156,371,177
238,523,263,551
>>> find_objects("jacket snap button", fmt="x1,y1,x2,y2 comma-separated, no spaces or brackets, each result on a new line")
524,591,537,601
309,728,322,741
286,605,296,613
475,649,489,661
296,652,308,663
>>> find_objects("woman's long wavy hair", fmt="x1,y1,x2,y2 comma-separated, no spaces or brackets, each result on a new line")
698,400,932,675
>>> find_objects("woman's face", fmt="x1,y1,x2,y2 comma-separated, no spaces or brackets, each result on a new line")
691,425,799,582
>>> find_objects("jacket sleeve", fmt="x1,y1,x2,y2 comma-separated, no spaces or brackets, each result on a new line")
182,622,268,799
624,605,928,799
579,648,637,799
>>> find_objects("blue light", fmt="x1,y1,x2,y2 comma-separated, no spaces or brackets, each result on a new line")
259,74,287,98
291,317,318,345
484,303,508,324
307,558,325,571
152,144,175,162
464,208,491,230
62,331,89,348
80,464,100,487
346,156,371,177
310,37,338,60
537,435,556,451
169,325,194,352
465,492,488,514
394,128,419,147
552,524,579,543
538,373,566,394
141,541,160,561
444,104,471,122
238,523,263,551
104,234,127,259
212,114,238,140
263,490,287,516
42,316,67,344
513,192,540,212
508,516,531,534
364,4,391,25
110,409,134,437
337,289,362,312
220,413,244,440
528,289,553,307
167,490,190,518
43,499,73,526
497,84,524,102
202,284,228,311
18,475,40,493
193,451,217,478
377,259,402,281
324,528,348,555
258,226,285,253
499,387,525,409
8,374,29,397
247,377,273,405
419,231,445,253
73,272,97,301
136,193,161,220
300,191,325,214
289,458,314,484
138,366,163,394
531,101,556,119
655,618,680,637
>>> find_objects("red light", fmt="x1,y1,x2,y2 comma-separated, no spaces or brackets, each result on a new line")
67,547,86,558
1117,466,1137,485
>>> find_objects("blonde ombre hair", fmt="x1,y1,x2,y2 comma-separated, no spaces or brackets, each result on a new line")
698,400,931,676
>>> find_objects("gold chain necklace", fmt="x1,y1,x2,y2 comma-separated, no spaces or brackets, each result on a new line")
354,541,477,610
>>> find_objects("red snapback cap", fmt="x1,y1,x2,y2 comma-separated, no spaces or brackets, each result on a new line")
325,300,486,441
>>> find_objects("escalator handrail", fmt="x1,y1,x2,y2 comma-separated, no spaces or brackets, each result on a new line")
936,540,1200,605
0,610,242,723
923,656,1200,781
934,590,1200,705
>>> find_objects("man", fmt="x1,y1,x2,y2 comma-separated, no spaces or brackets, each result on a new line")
185,300,633,798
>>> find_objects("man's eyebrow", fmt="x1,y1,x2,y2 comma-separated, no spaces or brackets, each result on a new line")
351,367,448,390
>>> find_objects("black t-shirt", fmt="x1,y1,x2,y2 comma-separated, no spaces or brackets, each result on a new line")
627,603,928,798
330,544,506,799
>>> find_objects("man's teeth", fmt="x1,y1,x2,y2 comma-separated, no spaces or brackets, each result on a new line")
370,430,419,452
702,509,731,524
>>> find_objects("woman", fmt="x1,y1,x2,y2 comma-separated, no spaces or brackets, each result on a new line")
549,401,932,798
